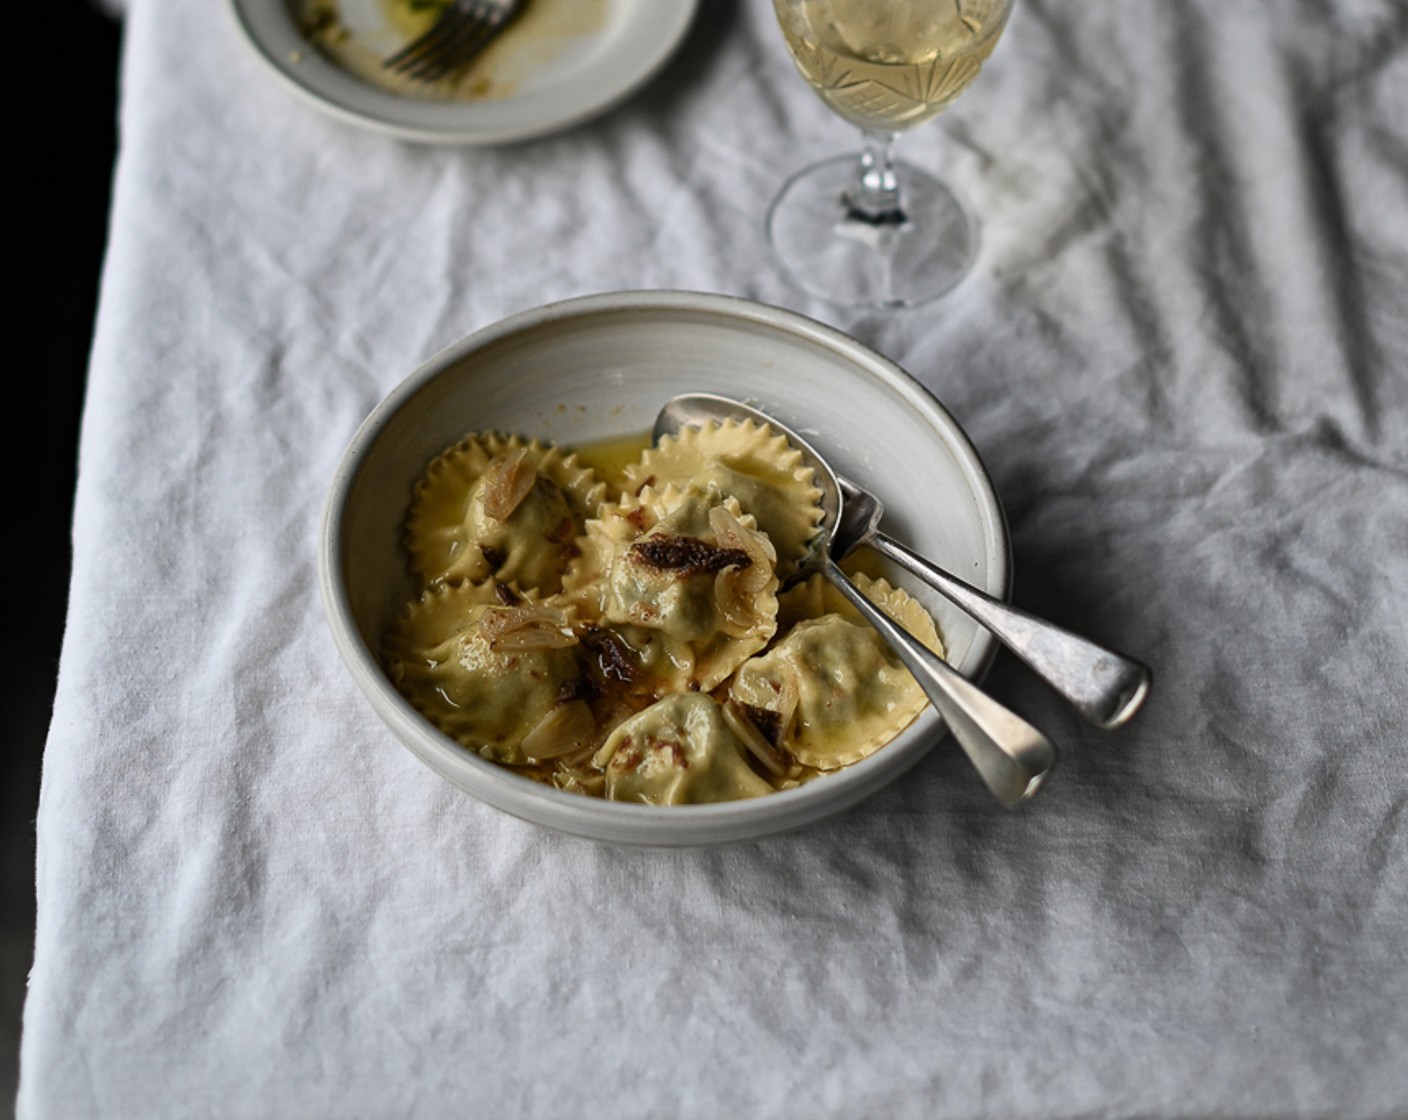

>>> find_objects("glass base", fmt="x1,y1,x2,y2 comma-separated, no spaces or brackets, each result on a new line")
766,153,977,310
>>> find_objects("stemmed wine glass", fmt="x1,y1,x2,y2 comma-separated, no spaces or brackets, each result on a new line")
768,0,1015,309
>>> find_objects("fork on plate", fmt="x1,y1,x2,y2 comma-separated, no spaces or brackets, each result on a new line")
382,0,524,83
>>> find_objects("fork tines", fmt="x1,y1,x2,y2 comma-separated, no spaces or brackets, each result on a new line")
382,0,513,83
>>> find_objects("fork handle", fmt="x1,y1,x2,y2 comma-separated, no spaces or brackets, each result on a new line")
864,531,1152,730
821,554,1055,806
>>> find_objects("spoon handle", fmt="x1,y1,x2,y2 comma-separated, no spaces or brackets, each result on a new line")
820,554,1055,806
862,531,1151,730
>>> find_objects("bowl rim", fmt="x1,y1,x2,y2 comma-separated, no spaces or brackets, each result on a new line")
319,289,1011,844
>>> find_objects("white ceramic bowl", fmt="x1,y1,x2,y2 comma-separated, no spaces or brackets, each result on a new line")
320,291,1010,845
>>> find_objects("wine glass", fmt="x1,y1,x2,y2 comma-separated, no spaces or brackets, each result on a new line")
768,0,1015,309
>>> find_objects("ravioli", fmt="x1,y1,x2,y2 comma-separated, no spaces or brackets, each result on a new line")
384,581,587,766
564,485,779,692
593,693,774,804
623,418,824,579
405,433,604,594
729,574,942,770
385,421,945,803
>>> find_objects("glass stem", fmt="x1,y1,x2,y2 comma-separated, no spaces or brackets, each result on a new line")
845,129,907,227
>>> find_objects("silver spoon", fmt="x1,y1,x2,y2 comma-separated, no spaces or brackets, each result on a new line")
836,478,1151,729
653,393,1056,806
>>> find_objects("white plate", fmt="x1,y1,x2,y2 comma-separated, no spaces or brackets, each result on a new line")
230,0,698,144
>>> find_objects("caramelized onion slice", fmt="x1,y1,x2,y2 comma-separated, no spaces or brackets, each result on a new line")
481,447,538,521
521,699,596,761
722,699,788,777
480,604,576,651
709,505,776,628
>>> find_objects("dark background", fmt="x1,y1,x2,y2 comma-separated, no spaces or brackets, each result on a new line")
5,1,121,1111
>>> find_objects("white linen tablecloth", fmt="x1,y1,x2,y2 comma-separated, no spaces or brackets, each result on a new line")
21,0,1408,1116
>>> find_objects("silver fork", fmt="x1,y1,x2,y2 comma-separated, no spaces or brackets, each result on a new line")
382,0,524,83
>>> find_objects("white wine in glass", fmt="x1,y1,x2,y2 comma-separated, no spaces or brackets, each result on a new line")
768,0,1014,308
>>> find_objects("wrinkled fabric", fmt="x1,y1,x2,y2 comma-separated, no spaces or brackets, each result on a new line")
19,0,1408,1117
